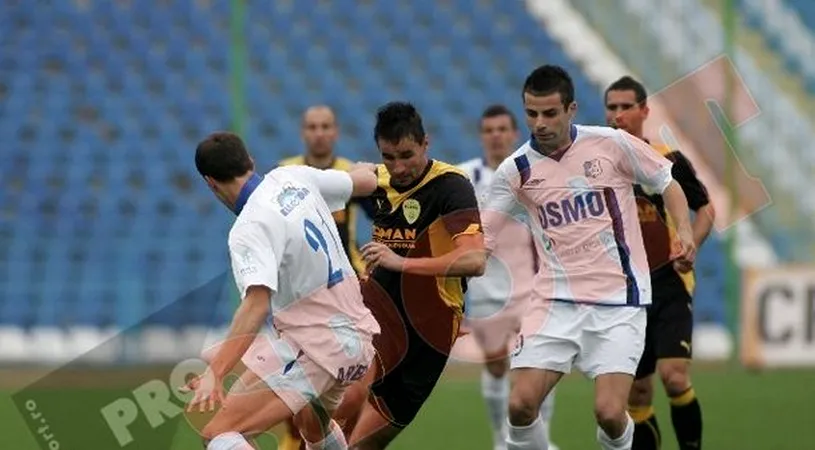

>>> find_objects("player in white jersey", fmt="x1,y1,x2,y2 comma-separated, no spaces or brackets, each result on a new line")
482,66,696,450
458,105,558,450
183,132,381,450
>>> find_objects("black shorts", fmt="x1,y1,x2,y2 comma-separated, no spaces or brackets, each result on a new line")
635,268,694,379
361,278,460,428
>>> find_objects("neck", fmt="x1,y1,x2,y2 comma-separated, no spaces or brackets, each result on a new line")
305,153,334,169
228,172,260,214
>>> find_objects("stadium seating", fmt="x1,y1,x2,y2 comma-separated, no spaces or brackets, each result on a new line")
740,0,815,93
1,0,628,362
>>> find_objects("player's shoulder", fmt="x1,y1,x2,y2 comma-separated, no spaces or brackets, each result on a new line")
575,124,623,141
493,144,533,176
278,155,305,166
331,157,354,171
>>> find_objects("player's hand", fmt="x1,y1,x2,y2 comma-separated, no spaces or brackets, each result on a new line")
351,162,377,173
361,242,404,272
672,230,697,273
179,368,225,413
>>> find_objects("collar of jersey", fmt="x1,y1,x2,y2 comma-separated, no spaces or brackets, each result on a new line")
233,172,263,215
529,124,578,159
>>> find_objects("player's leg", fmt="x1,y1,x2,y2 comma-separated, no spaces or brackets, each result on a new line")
506,300,579,450
538,385,559,450
654,285,701,450
348,340,450,449
471,316,514,450
581,305,648,450
629,311,661,450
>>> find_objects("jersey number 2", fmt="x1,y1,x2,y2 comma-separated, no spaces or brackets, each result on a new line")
303,219,344,288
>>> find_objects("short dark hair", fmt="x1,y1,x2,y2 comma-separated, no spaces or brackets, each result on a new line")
522,65,575,107
605,76,648,105
481,104,518,129
194,132,254,182
374,101,426,145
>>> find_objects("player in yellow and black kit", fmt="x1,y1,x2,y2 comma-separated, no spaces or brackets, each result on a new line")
344,102,486,449
277,105,375,450
606,77,716,450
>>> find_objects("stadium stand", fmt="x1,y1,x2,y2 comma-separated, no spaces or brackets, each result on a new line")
0,0,620,362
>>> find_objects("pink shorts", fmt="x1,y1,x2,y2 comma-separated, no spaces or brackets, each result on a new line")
237,332,375,415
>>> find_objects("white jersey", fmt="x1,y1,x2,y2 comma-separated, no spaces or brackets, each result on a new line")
458,158,536,305
228,166,380,373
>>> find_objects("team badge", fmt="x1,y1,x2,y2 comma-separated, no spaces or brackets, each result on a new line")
583,159,603,179
402,199,421,224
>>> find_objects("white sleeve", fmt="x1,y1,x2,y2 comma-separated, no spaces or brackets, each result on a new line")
482,166,525,251
615,131,674,194
228,222,281,299
287,166,353,212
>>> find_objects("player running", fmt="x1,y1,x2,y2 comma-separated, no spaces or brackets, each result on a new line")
184,132,381,450
278,105,375,450
457,104,558,450
482,65,696,450
605,76,715,450
346,102,487,449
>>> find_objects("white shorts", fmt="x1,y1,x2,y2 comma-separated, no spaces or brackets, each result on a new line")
238,332,375,415
510,300,646,379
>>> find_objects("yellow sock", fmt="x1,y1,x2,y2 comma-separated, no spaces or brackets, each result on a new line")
670,387,696,407
279,431,302,450
628,405,655,423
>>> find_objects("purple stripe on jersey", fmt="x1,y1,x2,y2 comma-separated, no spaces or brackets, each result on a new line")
602,187,640,306
513,154,531,185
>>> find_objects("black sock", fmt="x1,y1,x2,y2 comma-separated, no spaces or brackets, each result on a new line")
630,405,661,450
670,387,702,449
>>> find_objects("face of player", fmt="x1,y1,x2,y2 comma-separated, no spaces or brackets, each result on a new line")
301,108,338,158
377,136,429,187
480,115,518,165
523,92,577,152
605,89,649,138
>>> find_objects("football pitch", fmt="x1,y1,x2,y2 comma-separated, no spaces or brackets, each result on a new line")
0,363,812,449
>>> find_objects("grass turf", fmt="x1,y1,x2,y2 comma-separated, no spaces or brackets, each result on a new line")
0,363,812,449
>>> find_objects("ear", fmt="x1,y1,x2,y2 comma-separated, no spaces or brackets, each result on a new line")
568,101,578,119
642,104,650,119
203,175,217,190
422,134,430,150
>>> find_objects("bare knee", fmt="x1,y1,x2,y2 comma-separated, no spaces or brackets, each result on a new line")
628,376,654,407
508,388,542,426
658,361,691,396
485,357,509,378
595,396,628,432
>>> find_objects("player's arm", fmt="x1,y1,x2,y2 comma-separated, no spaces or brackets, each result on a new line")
617,132,696,264
671,151,716,247
209,223,279,379
289,164,377,211
481,166,525,257
401,175,486,277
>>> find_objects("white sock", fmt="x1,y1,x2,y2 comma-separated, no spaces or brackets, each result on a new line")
304,420,347,450
507,414,549,450
481,369,510,448
540,388,557,449
596,413,634,450
207,432,254,450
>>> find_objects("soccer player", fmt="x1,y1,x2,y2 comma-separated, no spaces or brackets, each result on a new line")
278,105,375,276
184,132,381,450
278,105,376,450
346,101,487,449
605,76,715,450
482,65,696,450
457,104,558,450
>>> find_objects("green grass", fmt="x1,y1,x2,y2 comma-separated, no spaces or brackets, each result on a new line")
1,364,813,449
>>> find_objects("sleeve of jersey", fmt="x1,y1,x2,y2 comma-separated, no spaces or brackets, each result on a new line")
669,151,711,211
228,223,281,299
616,131,673,194
290,166,353,212
481,167,522,252
438,174,483,239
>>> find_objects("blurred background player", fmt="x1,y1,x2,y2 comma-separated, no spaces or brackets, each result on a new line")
605,76,715,450
186,132,380,450
457,105,559,450
278,105,376,450
348,102,486,449
484,65,696,450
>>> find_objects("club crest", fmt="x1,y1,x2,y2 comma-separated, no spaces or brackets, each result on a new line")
402,199,421,224
583,159,603,179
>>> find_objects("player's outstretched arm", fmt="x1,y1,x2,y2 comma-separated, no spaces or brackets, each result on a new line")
347,162,378,197
670,151,716,247
661,180,696,271
208,285,271,379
